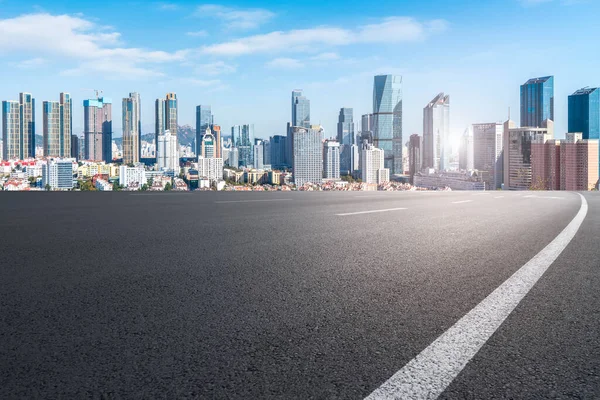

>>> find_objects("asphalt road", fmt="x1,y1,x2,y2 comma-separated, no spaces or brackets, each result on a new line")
1,190,598,399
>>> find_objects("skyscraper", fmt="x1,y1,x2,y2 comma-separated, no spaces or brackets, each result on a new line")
157,130,179,173
196,105,212,156
83,97,112,162
459,127,474,171
520,76,554,128
568,87,600,140
423,93,450,171
292,126,323,186
165,93,178,136
292,90,310,128
2,101,20,160
323,140,340,180
372,75,402,174
408,134,423,184
212,124,221,158
472,123,503,189
122,92,141,164
71,135,79,160
337,108,354,145
254,140,264,169
233,124,254,167
2,93,35,160
201,128,216,158
270,135,288,168
361,143,389,184
155,98,165,146
44,93,72,158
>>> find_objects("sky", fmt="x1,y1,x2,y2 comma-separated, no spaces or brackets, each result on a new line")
1,0,599,142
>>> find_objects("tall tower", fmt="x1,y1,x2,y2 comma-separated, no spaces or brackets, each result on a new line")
372,75,402,174
196,105,212,156
155,98,165,147
568,87,600,140
423,93,450,171
165,93,178,136
291,90,310,128
123,92,141,164
2,100,20,160
337,108,354,145
84,97,112,162
520,76,554,128
19,93,35,159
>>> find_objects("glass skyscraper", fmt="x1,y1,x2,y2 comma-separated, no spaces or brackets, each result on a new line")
568,87,600,140
372,75,402,174
520,76,554,128
122,93,141,164
292,90,310,128
337,108,354,146
232,124,254,167
196,105,213,156
423,93,450,171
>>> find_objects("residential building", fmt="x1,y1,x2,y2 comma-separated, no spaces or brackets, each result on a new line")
195,105,212,155
292,90,310,128
42,93,71,158
122,92,141,164
165,93,177,137
155,98,165,145
95,178,113,191
531,138,561,190
323,140,340,180
43,159,74,190
212,125,222,158
408,134,422,184
503,119,554,190
372,75,403,174
2,93,35,160
292,125,323,186
423,93,450,171
196,157,223,182
83,97,112,162
201,128,216,158
228,147,239,168
119,165,146,189
157,130,179,173
560,133,599,190
361,143,389,184
254,140,264,169
473,123,503,189
520,76,554,128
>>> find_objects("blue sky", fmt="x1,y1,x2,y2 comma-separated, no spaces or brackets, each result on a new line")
0,0,598,141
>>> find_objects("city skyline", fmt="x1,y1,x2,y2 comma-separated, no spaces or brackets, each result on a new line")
1,1,599,140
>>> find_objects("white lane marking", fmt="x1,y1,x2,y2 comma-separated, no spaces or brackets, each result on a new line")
524,194,564,200
215,199,292,204
336,208,407,216
366,193,587,400
494,196,505,199
451,200,473,204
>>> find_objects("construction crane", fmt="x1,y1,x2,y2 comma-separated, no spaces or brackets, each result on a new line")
80,88,103,99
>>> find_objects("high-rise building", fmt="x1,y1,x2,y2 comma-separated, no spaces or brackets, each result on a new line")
568,87,600,140
459,127,474,170
122,92,141,164
520,76,554,128
2,101,20,160
560,133,599,190
408,134,423,184
361,114,373,135
157,130,179,173
263,139,271,166
71,135,79,160
292,125,323,186
473,123,503,189
197,156,223,182
292,90,310,128
43,93,72,158
228,147,239,168
361,143,389,184
233,124,254,167
270,135,288,168
254,140,264,169
531,138,561,190
372,75,402,174
119,165,146,189
196,105,212,155
212,125,222,158
323,140,340,180
337,108,354,146
201,128,216,158
503,119,553,190
423,93,450,171
83,97,112,162
165,93,177,136
2,93,35,160
155,98,165,145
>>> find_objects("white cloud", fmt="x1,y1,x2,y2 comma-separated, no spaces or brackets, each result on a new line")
195,61,236,75
0,13,190,78
202,16,448,56
13,57,47,68
265,58,303,69
186,30,209,37
310,52,340,61
194,4,275,30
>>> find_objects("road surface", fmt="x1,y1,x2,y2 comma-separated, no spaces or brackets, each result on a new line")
1,191,598,399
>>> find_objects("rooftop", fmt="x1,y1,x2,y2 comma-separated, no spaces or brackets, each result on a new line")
523,76,553,85
571,87,599,96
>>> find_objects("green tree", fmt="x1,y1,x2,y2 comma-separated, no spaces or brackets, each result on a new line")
45,184,51,191
141,183,148,191
164,182,172,191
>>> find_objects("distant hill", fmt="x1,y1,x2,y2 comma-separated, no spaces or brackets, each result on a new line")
99,125,197,150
